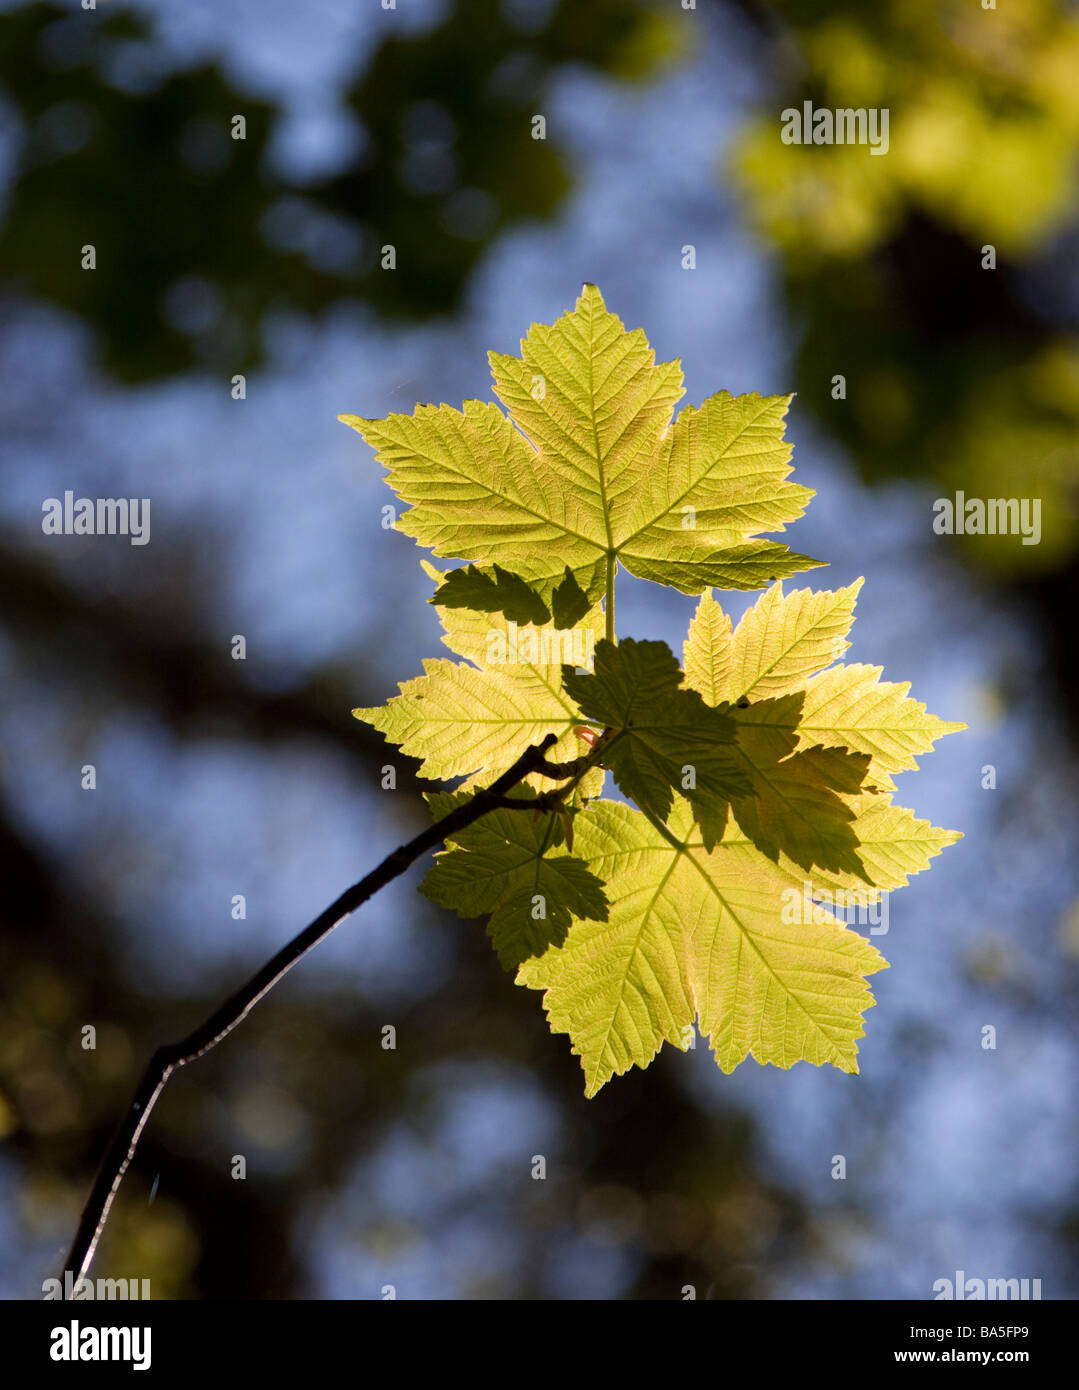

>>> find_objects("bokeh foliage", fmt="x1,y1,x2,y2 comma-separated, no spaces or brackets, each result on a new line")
0,0,678,380
731,0,1079,580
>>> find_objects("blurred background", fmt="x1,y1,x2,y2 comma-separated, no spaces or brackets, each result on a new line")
1,0,1077,1300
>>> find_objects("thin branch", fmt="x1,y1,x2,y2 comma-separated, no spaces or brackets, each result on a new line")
532,754,593,778
534,727,618,782
62,732,561,1290
484,793,562,811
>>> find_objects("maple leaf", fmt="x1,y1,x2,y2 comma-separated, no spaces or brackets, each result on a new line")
683,580,964,871
561,637,750,831
517,798,890,1095
511,581,963,1093
789,663,967,773
725,714,872,879
720,795,962,898
353,564,606,798
342,292,966,1097
684,585,963,904
421,791,608,970
340,284,822,600
684,581,964,776
686,578,863,703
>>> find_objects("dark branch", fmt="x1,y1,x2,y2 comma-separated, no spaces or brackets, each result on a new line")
61,732,560,1290
483,792,561,811
533,728,615,779
533,755,592,778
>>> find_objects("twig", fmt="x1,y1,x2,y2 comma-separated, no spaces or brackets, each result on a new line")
61,732,562,1289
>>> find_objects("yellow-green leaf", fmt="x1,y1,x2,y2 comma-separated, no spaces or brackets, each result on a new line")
792,663,967,773
687,578,862,704
342,285,822,597
518,799,889,1094
355,566,605,798
421,791,608,970
562,638,750,829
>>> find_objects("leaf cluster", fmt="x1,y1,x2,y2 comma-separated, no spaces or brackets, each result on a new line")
342,286,963,1094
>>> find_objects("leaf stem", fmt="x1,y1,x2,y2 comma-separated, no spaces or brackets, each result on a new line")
605,551,616,645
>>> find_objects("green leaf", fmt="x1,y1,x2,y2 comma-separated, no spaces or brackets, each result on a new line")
682,587,734,707
421,792,608,970
686,579,862,703
791,663,968,773
611,394,822,593
341,284,822,598
343,291,966,1097
683,586,965,866
712,659,965,780
354,565,606,799
562,638,751,829
512,584,962,1094
517,799,889,1095
434,563,551,626
728,716,872,879
720,794,962,897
